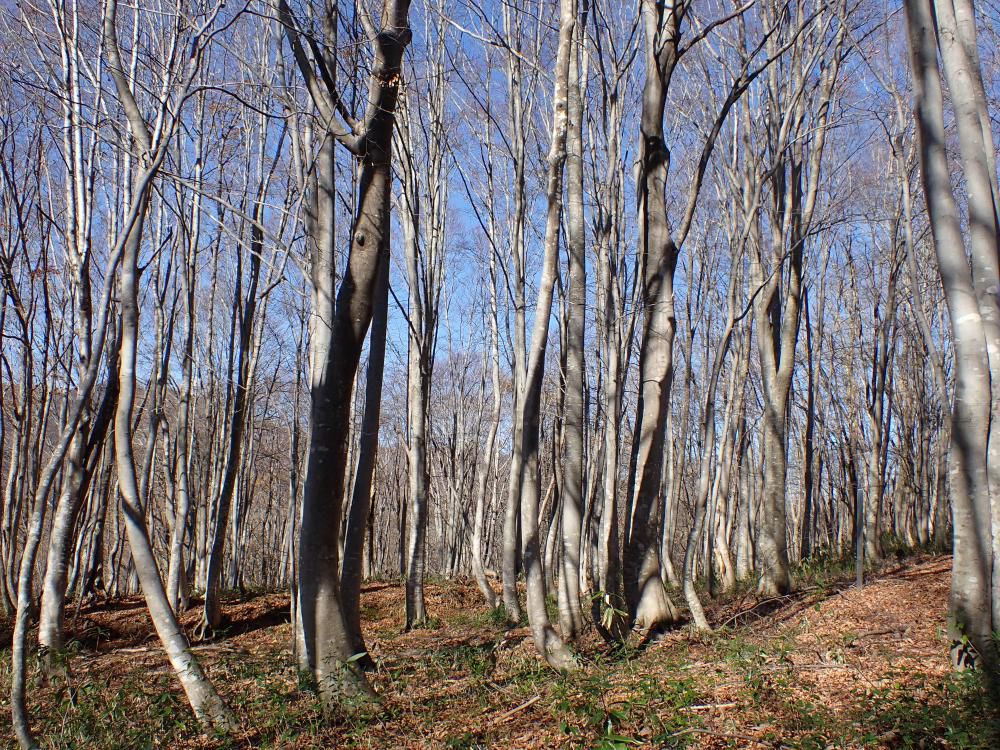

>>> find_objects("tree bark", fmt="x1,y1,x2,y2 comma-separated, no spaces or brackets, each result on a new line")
515,0,578,670
558,9,587,640
906,0,997,669
282,0,412,708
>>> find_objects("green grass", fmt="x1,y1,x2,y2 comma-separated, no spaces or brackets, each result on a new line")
856,670,1000,749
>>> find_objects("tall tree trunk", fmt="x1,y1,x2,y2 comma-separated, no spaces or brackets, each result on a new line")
906,0,997,669
624,0,686,632
559,9,587,640
96,0,233,730
281,0,412,708
515,0,578,669
930,0,1000,634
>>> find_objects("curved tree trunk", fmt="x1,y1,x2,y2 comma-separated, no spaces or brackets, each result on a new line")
113,208,234,730
341,256,389,663
282,0,412,708
515,0,578,670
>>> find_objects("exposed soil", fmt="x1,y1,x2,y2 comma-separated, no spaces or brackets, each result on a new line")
2,554,997,749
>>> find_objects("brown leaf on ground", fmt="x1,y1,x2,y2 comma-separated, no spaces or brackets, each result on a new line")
3,554,996,750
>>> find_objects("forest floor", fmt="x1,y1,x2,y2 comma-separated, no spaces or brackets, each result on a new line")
2,552,999,749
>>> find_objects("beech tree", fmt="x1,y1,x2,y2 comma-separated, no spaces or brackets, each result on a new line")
278,0,413,708
7,2,1000,743
905,0,1000,670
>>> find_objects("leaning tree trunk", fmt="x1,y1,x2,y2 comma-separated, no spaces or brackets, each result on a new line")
281,0,412,709
94,0,234,730
341,256,389,664
514,0,578,670
112,195,234,731
906,0,997,669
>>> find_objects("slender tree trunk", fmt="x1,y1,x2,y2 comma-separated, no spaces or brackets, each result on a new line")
341,256,389,663
515,0,578,669
200,200,262,636
559,11,587,639
471,247,502,609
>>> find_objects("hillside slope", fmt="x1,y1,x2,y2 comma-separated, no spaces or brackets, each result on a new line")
3,554,997,749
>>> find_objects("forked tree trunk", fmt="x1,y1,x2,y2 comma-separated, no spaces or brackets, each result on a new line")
36,19,110,669
281,0,412,709
750,10,843,596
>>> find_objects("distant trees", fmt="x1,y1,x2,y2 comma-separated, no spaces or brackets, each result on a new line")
747,0,847,596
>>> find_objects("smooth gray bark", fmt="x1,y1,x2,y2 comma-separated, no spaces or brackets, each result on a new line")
515,0,578,670
906,0,997,669
558,10,587,640
281,0,412,709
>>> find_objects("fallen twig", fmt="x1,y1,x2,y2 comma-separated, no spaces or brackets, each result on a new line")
666,727,771,745
495,695,541,722
680,702,739,711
